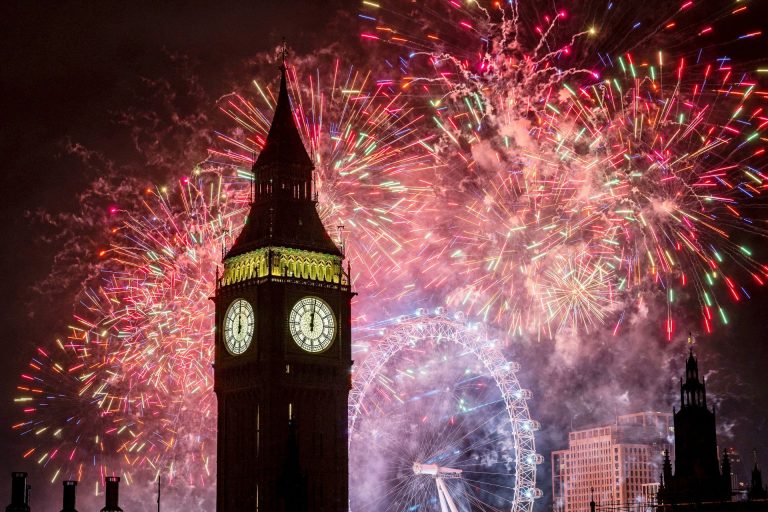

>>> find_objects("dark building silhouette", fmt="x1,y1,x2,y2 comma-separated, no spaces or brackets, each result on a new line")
653,348,768,511
750,462,768,501
60,481,77,512
5,473,29,512
279,419,309,511
6,475,121,512
213,55,353,512
100,477,123,512
658,348,731,505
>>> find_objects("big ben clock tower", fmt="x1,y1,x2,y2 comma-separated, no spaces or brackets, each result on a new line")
214,60,353,511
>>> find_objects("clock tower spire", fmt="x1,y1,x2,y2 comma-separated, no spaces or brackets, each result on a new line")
225,62,340,259
214,54,353,512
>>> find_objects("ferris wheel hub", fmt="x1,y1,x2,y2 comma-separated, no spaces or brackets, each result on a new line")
412,462,463,478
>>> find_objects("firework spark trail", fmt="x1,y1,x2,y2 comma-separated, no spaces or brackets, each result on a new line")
358,0,768,339
12,340,117,488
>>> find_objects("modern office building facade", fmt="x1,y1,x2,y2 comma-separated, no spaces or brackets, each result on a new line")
552,412,673,512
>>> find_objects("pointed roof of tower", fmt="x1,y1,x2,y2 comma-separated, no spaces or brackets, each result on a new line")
685,333,700,377
750,457,768,500
680,346,709,409
225,57,341,259
254,65,313,171
683,345,705,387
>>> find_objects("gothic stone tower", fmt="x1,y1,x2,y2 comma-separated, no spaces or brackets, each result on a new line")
214,64,353,511
675,349,720,487
659,348,730,504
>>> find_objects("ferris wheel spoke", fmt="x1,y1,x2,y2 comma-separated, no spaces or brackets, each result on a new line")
421,409,511,465
355,473,417,510
462,476,520,494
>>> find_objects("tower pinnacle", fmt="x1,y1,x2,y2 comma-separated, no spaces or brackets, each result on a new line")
224,57,340,259
279,38,288,71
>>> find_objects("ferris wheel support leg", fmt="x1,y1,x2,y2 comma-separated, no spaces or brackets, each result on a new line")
436,477,460,512
436,478,451,512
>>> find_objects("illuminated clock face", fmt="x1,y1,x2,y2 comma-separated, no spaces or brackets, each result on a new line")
289,296,336,353
223,298,254,355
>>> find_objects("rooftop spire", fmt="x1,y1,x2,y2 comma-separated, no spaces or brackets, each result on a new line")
686,348,698,380
680,347,708,409
279,38,288,71
252,48,313,173
224,43,340,259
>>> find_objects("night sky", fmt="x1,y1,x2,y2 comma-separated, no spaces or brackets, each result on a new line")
2,1,768,510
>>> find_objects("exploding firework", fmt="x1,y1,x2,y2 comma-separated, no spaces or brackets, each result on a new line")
12,339,120,489
357,0,768,338
537,251,615,331
14,172,245,492
535,56,768,339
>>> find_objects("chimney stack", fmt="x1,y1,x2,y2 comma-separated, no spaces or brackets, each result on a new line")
5,472,30,512
60,481,77,512
100,477,123,512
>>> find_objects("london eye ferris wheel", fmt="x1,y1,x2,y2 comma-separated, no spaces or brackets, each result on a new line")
348,309,542,512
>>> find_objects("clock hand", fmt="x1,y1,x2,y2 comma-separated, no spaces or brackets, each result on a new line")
236,302,243,334
310,300,316,333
